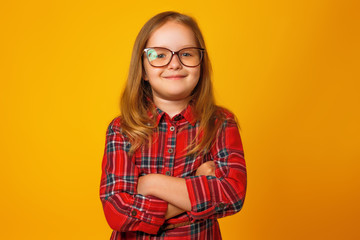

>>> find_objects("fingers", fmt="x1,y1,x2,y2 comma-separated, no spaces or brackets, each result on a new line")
195,161,216,177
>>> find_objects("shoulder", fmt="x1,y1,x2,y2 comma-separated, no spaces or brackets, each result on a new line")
105,116,132,152
106,115,123,134
215,106,237,122
214,106,241,132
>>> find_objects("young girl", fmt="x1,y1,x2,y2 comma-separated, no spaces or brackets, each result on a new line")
100,11,247,239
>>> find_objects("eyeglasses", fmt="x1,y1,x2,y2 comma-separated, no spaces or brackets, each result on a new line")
143,47,205,67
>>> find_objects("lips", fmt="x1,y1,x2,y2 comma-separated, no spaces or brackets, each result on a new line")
163,75,187,79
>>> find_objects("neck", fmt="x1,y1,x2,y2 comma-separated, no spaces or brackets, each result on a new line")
153,97,191,118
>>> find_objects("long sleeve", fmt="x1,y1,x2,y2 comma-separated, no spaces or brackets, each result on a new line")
99,117,168,235
184,111,247,220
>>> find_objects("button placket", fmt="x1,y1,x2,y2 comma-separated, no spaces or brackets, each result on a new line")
165,120,176,177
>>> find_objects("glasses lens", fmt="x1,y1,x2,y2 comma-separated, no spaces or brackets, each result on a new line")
179,48,203,67
146,48,171,67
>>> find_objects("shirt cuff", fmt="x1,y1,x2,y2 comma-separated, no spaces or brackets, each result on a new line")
131,195,168,234
185,175,224,220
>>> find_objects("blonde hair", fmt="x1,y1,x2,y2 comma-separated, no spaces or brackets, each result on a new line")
120,11,226,156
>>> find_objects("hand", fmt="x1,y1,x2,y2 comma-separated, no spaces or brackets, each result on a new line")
137,174,153,196
195,161,216,177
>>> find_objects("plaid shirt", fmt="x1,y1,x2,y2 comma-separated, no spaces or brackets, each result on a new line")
99,104,247,239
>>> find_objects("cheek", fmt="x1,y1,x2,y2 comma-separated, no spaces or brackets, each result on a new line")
143,56,156,80
146,68,161,80
143,62,153,81
191,68,201,83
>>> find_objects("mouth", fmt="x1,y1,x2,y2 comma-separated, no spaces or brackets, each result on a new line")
163,75,187,80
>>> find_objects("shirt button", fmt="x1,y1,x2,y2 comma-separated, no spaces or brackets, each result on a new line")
170,126,175,131
165,171,171,176
131,210,137,216
168,148,173,154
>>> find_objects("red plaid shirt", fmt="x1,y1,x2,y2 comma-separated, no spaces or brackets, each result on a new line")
99,104,247,239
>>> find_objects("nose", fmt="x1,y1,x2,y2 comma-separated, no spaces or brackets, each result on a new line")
168,53,182,69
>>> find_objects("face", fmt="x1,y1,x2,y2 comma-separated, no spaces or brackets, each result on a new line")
143,21,201,103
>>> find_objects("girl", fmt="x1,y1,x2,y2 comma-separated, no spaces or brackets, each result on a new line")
100,11,247,239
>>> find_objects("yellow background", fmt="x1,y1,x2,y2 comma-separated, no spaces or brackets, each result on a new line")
1,0,359,239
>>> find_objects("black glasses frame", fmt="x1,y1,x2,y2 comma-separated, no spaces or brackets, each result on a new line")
143,47,205,67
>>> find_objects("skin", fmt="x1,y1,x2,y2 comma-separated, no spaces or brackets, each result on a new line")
138,20,216,219
143,20,201,118
137,161,216,219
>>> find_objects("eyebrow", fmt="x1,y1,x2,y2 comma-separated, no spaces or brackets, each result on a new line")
146,45,199,51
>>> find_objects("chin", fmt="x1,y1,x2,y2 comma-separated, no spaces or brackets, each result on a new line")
164,93,191,101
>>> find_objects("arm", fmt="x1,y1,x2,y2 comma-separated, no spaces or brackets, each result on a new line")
138,113,246,221
138,174,191,211
99,118,168,234
165,204,184,220
185,113,247,220
139,161,216,220
138,161,218,219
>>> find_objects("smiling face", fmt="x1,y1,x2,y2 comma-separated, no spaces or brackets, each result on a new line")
143,20,201,104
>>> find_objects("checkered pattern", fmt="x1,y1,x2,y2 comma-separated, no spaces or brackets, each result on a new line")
99,104,247,239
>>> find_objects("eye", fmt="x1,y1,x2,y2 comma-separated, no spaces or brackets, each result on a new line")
147,49,158,61
181,52,192,57
153,48,169,59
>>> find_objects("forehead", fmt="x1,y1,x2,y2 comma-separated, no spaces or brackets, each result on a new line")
146,21,197,50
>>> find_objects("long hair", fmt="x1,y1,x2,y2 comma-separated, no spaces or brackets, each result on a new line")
120,11,226,156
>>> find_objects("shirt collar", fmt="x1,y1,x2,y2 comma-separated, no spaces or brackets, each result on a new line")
146,98,196,126
179,103,196,126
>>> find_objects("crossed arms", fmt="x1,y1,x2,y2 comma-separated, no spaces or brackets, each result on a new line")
137,161,216,220
99,115,246,235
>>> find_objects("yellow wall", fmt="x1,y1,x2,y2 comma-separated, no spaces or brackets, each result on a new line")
1,0,359,239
